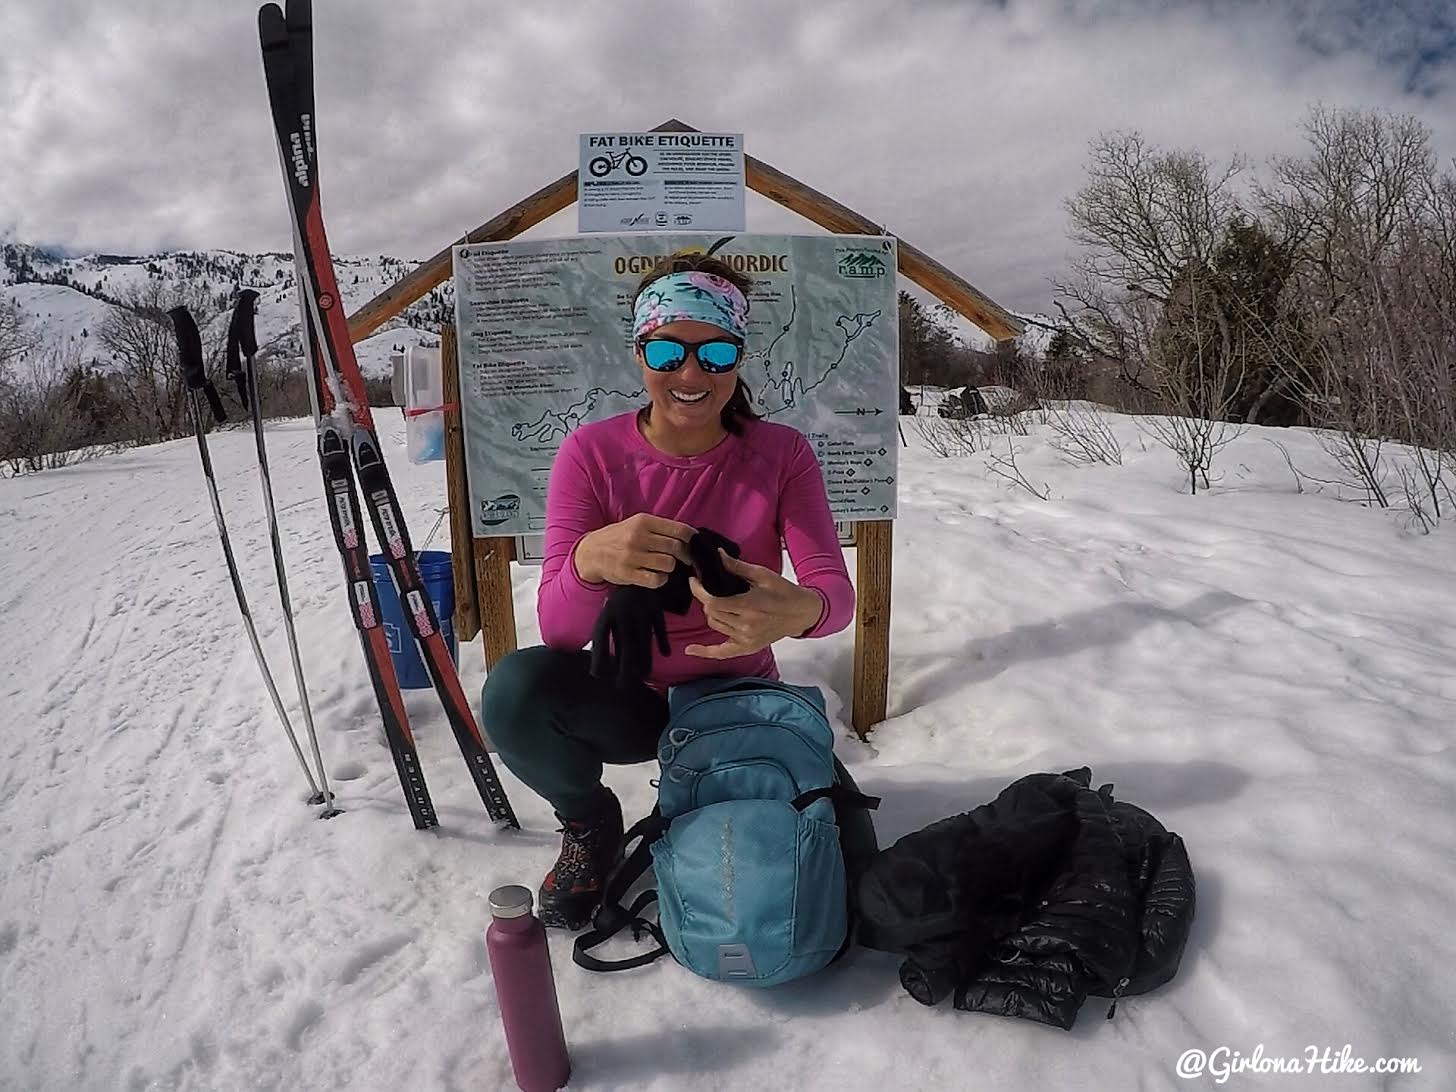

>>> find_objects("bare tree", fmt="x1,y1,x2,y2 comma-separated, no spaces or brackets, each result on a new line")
1049,107,1453,521
98,280,223,445
1055,131,1295,423
1372,217,1455,528
0,299,33,363
0,303,42,472
911,411,986,458
1136,270,1249,493
1067,131,1245,298
1256,107,1455,525
0,342,105,475
1261,107,1433,322
1045,400,1124,466
986,437,1050,500
246,348,316,421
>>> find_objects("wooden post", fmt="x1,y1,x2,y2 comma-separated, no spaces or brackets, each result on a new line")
851,520,893,739
474,535,518,672
440,325,481,643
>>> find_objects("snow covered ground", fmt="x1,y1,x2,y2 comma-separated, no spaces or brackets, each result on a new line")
2,409,1453,1090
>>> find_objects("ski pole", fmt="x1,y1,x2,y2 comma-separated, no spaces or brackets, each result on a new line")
228,291,341,817
169,306,332,810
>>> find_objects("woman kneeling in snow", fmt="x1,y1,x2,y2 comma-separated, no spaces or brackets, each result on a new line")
480,252,875,929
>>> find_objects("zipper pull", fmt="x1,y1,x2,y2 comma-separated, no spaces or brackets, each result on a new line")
1106,977,1131,1020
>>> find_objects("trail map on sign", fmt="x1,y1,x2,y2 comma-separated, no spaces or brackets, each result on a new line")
453,234,899,537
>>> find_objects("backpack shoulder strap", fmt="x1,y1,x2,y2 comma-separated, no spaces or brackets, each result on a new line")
572,808,670,973
573,889,667,972
792,785,881,812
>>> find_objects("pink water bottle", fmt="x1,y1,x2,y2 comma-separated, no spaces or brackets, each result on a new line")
486,885,572,1092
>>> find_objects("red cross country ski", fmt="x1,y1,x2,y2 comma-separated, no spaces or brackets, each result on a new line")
258,0,518,829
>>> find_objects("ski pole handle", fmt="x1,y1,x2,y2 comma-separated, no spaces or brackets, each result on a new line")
169,306,227,424
226,289,261,409
233,289,260,357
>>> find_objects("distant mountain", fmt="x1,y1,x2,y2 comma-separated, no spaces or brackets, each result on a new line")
1,242,450,380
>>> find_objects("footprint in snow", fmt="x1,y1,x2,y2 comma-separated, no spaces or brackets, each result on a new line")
283,1000,324,1050
337,932,417,986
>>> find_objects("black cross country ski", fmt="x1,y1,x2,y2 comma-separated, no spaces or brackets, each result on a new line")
258,0,518,829
263,8,437,833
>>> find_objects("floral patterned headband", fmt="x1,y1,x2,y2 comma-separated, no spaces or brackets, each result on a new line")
632,271,750,342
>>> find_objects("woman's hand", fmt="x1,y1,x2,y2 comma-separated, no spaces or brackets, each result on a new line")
573,513,695,589
684,549,825,659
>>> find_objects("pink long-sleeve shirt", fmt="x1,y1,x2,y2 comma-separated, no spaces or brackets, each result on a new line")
537,409,855,690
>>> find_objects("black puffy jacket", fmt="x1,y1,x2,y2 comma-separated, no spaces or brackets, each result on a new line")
856,767,1195,1029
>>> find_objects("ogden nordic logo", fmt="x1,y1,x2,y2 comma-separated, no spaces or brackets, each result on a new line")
838,251,887,278
479,493,521,527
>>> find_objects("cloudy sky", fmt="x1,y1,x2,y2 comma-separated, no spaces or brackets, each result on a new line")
3,0,1454,319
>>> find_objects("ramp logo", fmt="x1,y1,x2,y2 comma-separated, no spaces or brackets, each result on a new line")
838,251,888,279
479,493,521,527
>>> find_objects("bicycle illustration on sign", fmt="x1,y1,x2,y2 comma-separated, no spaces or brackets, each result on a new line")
588,150,649,178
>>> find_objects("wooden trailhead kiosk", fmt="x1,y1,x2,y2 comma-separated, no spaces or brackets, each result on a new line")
347,120,1022,738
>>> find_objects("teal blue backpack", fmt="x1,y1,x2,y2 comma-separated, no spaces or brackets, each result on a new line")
573,677,879,986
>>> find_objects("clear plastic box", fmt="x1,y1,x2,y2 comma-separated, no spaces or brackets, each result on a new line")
404,345,446,463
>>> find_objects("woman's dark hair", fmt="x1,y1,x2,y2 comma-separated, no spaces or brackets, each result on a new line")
632,250,760,434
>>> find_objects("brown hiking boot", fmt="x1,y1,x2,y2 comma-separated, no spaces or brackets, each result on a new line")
538,788,624,930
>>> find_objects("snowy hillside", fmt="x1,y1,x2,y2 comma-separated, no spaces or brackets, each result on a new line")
1,241,449,380
929,302,1058,356
2,411,1453,1090
0,282,124,371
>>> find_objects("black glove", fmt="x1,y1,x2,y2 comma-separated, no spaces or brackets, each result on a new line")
687,528,751,597
588,527,750,689
899,958,959,1007
659,557,694,617
660,527,751,612
590,584,672,690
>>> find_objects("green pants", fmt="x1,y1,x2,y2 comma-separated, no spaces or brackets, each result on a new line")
480,646,878,876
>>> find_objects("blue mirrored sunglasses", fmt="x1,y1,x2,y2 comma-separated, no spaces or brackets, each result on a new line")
638,336,744,374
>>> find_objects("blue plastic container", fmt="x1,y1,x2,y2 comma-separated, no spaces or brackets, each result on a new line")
369,550,457,689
